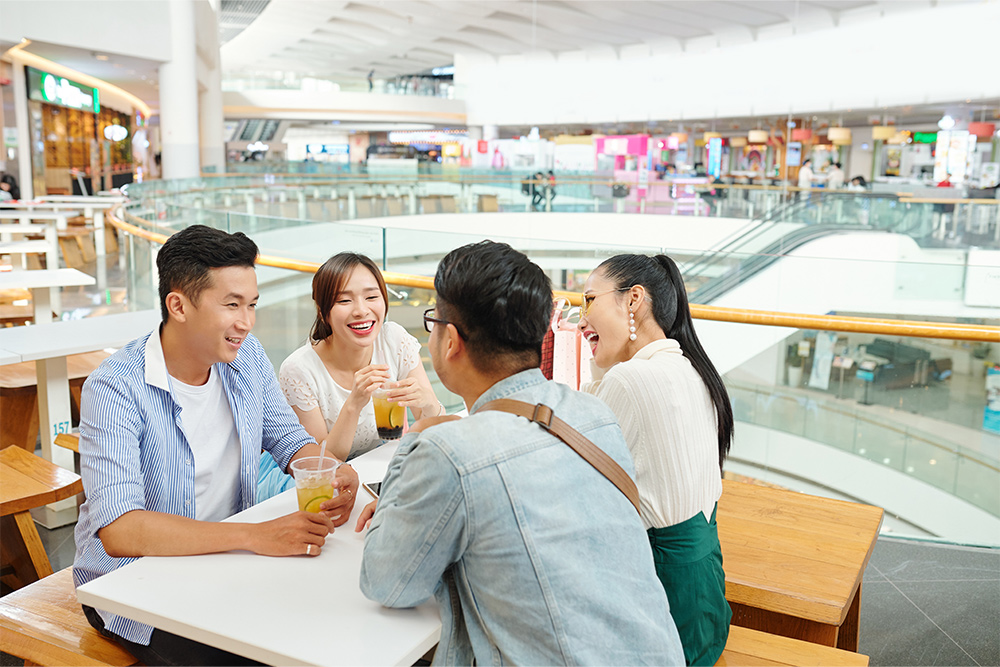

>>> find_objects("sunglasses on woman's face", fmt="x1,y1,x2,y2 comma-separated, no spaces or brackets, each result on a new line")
580,288,629,317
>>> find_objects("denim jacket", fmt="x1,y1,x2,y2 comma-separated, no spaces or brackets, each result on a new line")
360,369,684,665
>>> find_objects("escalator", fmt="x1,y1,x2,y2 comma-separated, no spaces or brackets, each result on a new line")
685,191,925,304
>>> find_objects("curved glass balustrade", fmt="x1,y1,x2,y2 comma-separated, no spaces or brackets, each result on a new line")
106,176,999,542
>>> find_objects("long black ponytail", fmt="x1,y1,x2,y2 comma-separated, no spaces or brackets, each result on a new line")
598,254,734,469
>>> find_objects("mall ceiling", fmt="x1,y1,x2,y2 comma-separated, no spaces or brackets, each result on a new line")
222,0,965,81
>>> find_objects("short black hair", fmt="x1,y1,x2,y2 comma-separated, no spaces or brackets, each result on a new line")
434,241,551,374
156,225,259,320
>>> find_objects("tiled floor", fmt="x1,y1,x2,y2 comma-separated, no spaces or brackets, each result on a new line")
860,537,1000,666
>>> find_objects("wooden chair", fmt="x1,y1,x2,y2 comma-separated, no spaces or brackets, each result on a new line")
0,567,139,666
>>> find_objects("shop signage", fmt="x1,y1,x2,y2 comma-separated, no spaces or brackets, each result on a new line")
26,67,100,114
913,132,937,144
477,140,488,154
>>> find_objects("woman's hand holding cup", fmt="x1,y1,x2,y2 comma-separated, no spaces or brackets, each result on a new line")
348,364,391,411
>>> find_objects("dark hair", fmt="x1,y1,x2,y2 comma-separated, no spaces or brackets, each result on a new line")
156,225,259,321
834,162,842,169
310,253,388,342
598,254,734,469
802,159,812,167
851,175,868,187
0,174,20,200
434,241,551,374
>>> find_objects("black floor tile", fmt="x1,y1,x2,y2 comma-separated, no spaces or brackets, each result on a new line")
860,581,979,666
869,538,1000,583
895,580,1000,667
36,523,76,573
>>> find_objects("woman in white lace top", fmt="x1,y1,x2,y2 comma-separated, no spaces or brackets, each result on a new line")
278,253,441,462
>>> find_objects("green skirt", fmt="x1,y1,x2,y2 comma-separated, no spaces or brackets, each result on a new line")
648,504,731,666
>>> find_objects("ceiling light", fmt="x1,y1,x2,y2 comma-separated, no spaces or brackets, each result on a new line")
94,53,109,61
828,127,852,142
937,115,955,130
748,130,768,143
872,126,896,140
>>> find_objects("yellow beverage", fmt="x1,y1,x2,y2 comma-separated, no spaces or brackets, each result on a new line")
373,394,405,439
296,481,335,513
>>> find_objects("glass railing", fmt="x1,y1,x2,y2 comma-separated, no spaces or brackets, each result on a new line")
105,178,1000,544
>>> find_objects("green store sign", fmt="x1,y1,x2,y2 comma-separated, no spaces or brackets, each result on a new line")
26,67,100,114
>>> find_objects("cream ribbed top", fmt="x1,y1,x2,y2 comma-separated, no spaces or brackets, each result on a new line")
582,338,722,530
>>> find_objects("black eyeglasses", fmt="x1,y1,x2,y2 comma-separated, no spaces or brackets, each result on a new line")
423,308,465,339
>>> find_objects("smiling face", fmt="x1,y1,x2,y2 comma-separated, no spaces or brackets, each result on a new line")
324,265,387,349
578,269,632,370
180,265,258,367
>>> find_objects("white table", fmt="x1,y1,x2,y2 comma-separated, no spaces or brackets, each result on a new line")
0,269,94,324
0,208,83,232
0,308,160,527
0,348,20,365
77,443,442,666
39,196,126,258
0,223,59,273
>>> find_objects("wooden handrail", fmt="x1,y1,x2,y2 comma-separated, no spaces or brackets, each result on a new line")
106,207,999,343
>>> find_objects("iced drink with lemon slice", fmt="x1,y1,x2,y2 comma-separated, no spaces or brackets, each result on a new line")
373,387,405,439
290,456,340,513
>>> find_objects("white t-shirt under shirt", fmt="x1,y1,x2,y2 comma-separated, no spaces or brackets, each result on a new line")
582,338,722,531
278,321,422,460
171,366,242,522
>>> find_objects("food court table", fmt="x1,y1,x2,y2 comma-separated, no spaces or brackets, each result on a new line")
76,443,441,667
0,309,160,527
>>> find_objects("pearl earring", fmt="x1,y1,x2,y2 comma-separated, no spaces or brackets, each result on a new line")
629,309,637,341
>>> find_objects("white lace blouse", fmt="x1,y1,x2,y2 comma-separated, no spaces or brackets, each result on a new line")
582,338,723,530
278,321,422,460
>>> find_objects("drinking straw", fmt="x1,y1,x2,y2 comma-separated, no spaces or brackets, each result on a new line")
316,440,327,471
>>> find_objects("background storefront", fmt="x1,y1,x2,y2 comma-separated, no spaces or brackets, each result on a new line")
26,66,135,195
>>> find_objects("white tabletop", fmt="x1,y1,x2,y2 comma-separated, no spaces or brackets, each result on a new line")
0,348,21,365
0,268,94,291
0,240,52,254
0,210,82,219
0,201,88,210
76,443,441,666
0,309,160,361
40,195,124,207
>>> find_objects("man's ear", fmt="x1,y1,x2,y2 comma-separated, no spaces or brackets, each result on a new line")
444,323,464,362
165,291,188,323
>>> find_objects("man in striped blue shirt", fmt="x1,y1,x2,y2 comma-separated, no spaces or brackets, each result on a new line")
73,225,360,665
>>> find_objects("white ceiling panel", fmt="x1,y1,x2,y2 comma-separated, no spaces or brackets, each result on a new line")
221,0,977,82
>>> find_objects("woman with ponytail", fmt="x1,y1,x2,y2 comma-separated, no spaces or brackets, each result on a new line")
578,253,733,666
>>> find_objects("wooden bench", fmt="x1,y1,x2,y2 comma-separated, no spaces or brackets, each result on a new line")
717,480,884,651
716,625,869,666
0,567,138,666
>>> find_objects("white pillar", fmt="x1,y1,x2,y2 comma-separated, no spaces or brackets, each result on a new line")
159,0,201,179
198,1,225,174
482,125,499,141
12,63,34,200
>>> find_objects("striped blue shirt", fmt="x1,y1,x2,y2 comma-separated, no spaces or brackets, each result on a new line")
72,327,313,645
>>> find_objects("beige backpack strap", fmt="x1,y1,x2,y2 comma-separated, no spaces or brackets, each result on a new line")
478,398,640,514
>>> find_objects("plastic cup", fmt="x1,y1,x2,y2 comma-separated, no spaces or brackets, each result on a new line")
290,456,339,513
372,387,405,440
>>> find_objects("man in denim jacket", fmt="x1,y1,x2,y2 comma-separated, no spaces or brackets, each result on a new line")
357,241,684,665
